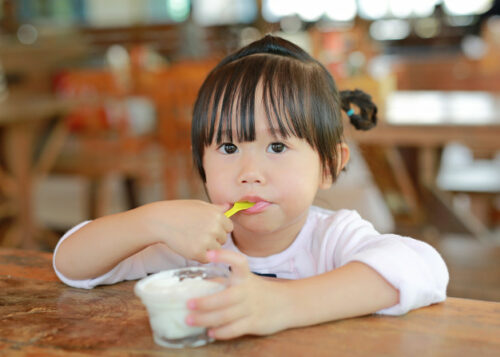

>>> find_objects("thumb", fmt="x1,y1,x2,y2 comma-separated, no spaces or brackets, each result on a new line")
206,249,249,283
214,202,232,213
211,203,234,234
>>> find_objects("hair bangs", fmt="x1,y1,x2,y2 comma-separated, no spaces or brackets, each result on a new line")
261,60,314,144
202,54,315,146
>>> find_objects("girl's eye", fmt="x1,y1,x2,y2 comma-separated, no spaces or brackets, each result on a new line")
218,143,238,154
267,142,287,154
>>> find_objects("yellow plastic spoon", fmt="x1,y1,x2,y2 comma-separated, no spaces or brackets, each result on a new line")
224,201,256,218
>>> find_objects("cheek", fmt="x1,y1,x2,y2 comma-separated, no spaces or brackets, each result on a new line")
203,154,232,203
205,177,227,204
280,154,323,187
281,173,319,198
273,161,321,201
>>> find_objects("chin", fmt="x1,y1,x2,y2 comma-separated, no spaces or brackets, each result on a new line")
235,217,284,234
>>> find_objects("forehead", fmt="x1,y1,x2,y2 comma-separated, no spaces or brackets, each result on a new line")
217,91,287,140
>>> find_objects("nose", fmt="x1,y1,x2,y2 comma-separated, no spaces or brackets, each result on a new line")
238,154,266,185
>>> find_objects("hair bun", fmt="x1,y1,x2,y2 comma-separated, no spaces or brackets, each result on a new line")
340,89,378,131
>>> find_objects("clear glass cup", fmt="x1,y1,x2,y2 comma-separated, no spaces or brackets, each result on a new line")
134,266,229,348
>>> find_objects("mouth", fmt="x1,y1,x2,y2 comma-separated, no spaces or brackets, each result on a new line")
237,196,271,214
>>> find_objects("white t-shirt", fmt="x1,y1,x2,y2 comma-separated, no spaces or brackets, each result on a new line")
53,206,448,315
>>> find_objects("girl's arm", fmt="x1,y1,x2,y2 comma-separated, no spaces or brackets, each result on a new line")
187,250,398,339
275,261,399,329
54,200,232,281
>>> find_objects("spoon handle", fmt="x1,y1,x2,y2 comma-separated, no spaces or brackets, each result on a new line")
224,206,240,218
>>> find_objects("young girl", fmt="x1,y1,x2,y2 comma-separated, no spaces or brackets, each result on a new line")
54,35,448,340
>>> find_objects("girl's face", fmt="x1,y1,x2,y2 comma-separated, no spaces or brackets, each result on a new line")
202,97,334,246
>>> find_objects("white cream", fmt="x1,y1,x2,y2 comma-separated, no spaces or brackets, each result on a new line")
135,270,227,344
143,276,221,300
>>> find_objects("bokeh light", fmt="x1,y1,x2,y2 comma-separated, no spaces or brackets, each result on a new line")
17,24,38,45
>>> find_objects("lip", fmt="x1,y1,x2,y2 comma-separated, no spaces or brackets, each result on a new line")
237,196,271,214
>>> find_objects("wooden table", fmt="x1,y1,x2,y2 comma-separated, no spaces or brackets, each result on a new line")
1,248,499,356
0,95,72,249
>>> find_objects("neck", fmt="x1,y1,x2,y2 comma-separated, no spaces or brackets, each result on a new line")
231,211,309,257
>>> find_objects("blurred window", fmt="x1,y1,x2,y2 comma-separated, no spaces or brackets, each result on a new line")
443,0,494,16
192,0,257,26
85,0,190,26
146,0,190,23
17,0,86,25
263,0,357,22
13,0,191,27
386,91,497,125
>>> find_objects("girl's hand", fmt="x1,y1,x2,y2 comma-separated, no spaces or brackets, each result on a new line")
185,250,290,339
141,200,233,263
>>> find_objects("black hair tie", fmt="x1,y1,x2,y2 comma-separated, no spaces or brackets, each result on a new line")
340,89,378,131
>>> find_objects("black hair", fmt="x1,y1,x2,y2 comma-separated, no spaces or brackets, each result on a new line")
191,35,377,182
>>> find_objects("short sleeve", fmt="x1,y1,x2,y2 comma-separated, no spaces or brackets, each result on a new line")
323,210,449,315
344,235,449,315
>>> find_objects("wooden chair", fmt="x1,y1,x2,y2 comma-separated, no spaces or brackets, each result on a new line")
139,59,218,199
436,142,500,238
53,68,158,218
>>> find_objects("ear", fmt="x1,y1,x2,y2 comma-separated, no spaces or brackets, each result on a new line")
337,143,350,173
319,143,350,189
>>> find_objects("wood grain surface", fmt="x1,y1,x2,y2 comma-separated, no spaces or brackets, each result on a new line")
1,248,499,356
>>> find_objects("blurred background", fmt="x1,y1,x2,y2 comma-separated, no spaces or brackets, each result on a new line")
0,0,499,301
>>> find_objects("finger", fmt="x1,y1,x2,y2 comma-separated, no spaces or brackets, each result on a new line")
187,304,248,329
210,236,222,249
194,242,221,263
212,203,234,233
215,232,227,245
221,215,233,233
206,250,249,281
189,285,242,311
205,241,222,259
214,225,230,245
214,202,232,211
196,254,210,264
208,318,251,340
